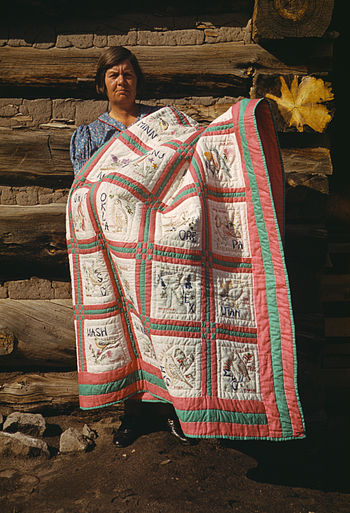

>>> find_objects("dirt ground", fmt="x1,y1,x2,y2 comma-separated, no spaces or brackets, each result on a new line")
0,405,349,513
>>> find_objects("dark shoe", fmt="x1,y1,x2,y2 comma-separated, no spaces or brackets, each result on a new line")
112,416,140,448
166,417,194,445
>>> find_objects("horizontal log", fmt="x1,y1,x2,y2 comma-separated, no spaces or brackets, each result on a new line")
323,343,350,355
0,203,68,278
325,318,350,338
0,372,79,414
0,126,332,186
0,299,75,370
0,44,310,97
0,129,73,187
321,275,350,302
282,147,332,175
318,369,350,388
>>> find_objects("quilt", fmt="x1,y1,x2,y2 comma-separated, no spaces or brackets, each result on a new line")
66,99,305,440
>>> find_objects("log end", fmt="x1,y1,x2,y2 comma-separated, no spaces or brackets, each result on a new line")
0,328,16,356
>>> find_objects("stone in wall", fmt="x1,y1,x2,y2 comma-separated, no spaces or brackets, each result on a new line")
137,29,204,46
0,283,8,298
52,99,76,124
107,31,138,47
0,187,69,206
19,99,52,127
93,28,108,48
0,187,16,205
52,281,72,299
56,33,94,49
204,25,251,43
16,188,39,206
75,100,108,126
1,280,72,300
7,277,55,300
38,188,69,205
0,99,22,127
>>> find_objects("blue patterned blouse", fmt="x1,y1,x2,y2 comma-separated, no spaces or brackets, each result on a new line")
70,104,159,175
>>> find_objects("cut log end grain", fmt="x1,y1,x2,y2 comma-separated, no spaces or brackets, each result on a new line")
0,328,16,356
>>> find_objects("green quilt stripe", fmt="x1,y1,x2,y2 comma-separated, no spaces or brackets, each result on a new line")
75,240,100,250
203,122,233,134
108,245,137,254
191,158,212,396
81,305,122,315
105,175,149,200
208,190,245,199
79,369,167,396
238,99,292,436
176,408,267,426
66,186,85,369
153,248,201,262
211,257,252,269
150,322,201,333
170,186,198,204
216,327,257,340
119,132,149,155
155,152,190,198
87,183,139,358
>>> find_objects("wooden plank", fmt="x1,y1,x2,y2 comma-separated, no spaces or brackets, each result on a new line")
0,126,332,185
282,147,332,175
0,372,79,414
0,204,68,278
322,355,350,369
0,299,75,370
318,369,350,388
325,318,350,338
252,0,334,41
0,128,73,187
323,343,350,355
0,44,310,96
321,275,350,302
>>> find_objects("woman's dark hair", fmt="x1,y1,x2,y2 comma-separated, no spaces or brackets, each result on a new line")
95,46,145,96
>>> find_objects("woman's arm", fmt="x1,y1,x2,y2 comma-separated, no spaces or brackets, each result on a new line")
70,125,93,176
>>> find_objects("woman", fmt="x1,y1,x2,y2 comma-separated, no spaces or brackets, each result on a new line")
70,46,192,447
70,46,157,176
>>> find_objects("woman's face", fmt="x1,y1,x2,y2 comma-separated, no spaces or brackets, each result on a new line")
104,59,137,107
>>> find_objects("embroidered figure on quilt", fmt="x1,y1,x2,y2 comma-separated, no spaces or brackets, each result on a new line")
97,193,135,235
110,155,131,167
204,148,231,177
161,347,195,389
72,191,88,233
160,211,199,245
87,327,122,365
82,260,108,298
158,116,185,137
214,210,243,252
218,278,250,321
131,148,165,179
159,118,169,131
110,195,134,233
76,200,86,232
133,319,157,363
156,270,196,314
223,350,251,391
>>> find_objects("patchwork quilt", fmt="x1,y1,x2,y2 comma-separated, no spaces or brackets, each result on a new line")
66,99,305,440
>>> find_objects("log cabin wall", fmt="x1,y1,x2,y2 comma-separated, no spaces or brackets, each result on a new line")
0,0,343,424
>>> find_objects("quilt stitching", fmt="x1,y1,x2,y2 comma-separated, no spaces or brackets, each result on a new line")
66,102,305,440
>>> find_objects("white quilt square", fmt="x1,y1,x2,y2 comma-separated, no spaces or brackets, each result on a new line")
209,200,250,258
83,315,131,373
213,269,256,328
152,336,202,397
216,339,261,400
151,262,202,321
